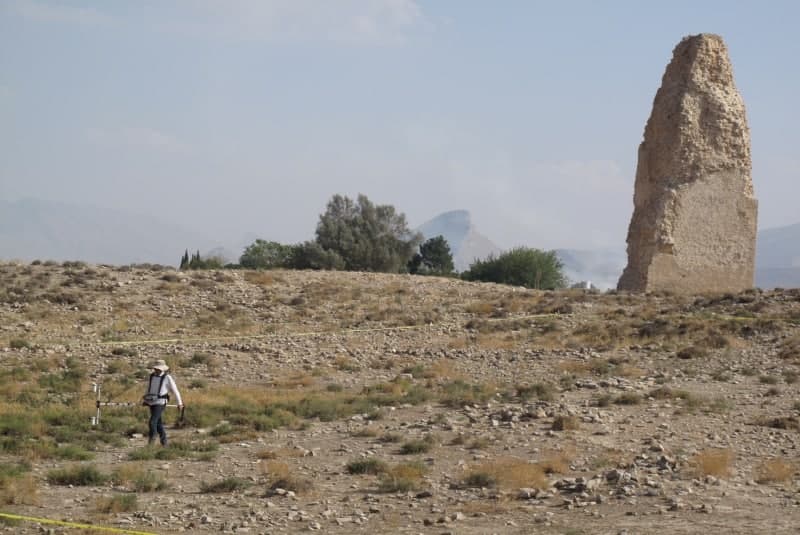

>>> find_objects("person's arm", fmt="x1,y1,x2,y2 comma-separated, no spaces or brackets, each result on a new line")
168,375,183,407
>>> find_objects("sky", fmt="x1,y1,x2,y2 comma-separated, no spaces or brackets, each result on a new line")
1,0,799,253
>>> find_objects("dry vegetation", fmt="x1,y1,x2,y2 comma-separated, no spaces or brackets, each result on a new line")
0,261,798,533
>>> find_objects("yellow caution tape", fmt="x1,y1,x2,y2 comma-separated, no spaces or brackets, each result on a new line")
0,512,159,535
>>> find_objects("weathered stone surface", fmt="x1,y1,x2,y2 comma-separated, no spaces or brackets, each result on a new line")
618,34,757,293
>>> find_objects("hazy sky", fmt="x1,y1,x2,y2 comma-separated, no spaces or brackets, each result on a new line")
1,0,798,251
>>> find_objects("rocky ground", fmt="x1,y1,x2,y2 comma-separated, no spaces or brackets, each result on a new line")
0,261,798,534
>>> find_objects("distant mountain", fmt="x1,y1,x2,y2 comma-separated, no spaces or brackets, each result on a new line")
416,210,502,272
0,198,218,266
756,222,800,288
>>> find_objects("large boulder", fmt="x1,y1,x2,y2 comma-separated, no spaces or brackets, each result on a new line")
618,34,757,293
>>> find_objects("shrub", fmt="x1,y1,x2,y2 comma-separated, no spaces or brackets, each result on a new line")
96,494,137,514
186,352,214,367
463,471,496,488
334,356,359,372
778,336,800,361
210,423,234,437
286,241,345,271
47,465,109,486
439,380,494,407
112,463,166,492
595,393,613,407
346,458,388,475
676,346,708,360
9,339,31,349
111,347,137,357
614,392,642,405
379,432,402,444
133,470,169,492
200,477,250,493
467,437,491,450
52,445,93,461
128,440,216,461
239,240,294,269
516,383,555,402
400,436,435,455
462,247,567,290
754,416,800,431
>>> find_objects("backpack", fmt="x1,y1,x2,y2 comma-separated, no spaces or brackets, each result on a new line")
143,373,170,405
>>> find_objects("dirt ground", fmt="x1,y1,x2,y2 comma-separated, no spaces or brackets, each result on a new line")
0,263,798,534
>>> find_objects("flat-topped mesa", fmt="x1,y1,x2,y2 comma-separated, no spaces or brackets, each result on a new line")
617,34,757,293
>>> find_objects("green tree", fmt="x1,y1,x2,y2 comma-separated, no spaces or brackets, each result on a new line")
461,247,566,290
179,249,189,270
408,235,455,275
239,240,293,269
315,194,422,272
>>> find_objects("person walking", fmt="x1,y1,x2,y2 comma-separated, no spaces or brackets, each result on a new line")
142,359,183,446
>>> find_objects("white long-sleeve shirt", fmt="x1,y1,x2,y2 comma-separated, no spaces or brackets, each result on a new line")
144,372,183,406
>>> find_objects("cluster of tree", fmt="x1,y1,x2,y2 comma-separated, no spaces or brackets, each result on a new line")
179,250,224,270
239,194,424,272
180,193,567,290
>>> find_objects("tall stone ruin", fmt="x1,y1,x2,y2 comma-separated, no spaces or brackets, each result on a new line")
617,34,757,293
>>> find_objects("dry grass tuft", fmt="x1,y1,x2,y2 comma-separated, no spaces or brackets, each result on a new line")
333,355,359,372
446,336,470,349
95,493,137,514
754,459,795,484
551,415,580,431
537,448,574,475
272,372,315,389
476,334,517,350
378,461,427,493
256,447,306,460
778,336,800,362
424,358,462,380
465,301,495,316
261,460,313,493
350,425,380,438
465,458,548,490
689,448,734,478
0,474,38,505
458,499,510,516
244,271,283,286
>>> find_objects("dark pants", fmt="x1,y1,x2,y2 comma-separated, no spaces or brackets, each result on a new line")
148,403,167,445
